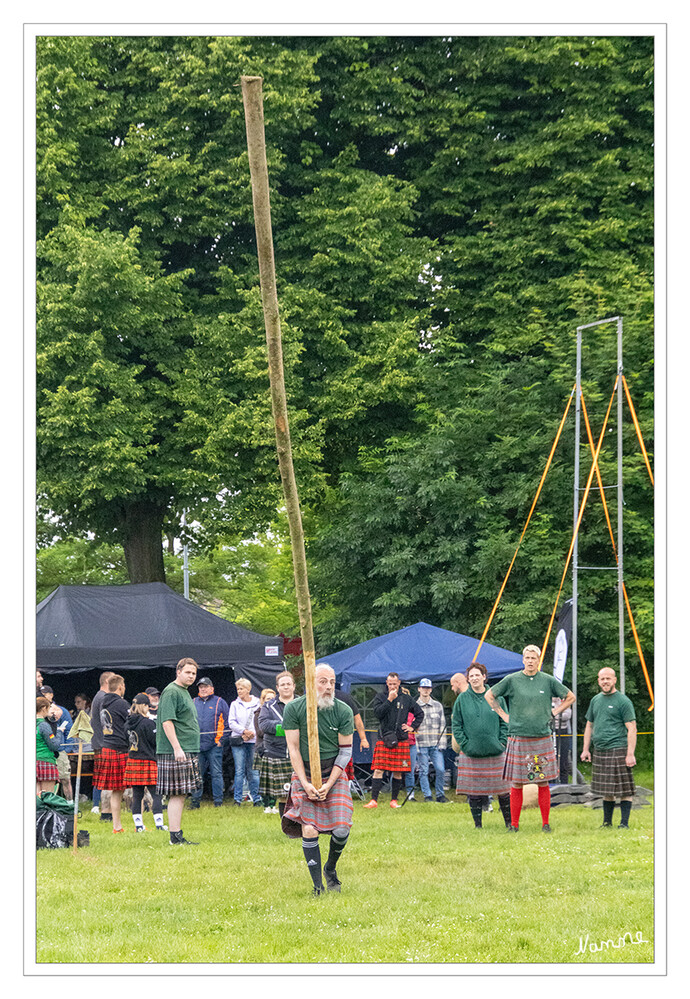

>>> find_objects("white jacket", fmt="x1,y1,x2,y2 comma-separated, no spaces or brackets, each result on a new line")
228,695,260,742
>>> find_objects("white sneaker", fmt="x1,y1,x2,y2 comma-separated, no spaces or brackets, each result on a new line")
135,825,146,833
264,806,272,813
91,806,100,814
271,806,280,814
407,791,415,801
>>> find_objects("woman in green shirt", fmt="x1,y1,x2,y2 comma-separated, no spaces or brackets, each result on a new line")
452,664,512,829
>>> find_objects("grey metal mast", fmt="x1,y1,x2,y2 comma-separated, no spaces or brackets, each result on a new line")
571,316,623,782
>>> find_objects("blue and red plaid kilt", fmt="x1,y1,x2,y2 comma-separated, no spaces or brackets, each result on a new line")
371,740,411,772
124,757,158,787
502,735,557,783
36,759,59,782
94,747,128,790
592,746,635,798
281,770,353,839
156,753,202,797
455,751,510,796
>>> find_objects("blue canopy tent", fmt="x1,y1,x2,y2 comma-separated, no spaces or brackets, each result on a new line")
319,622,523,691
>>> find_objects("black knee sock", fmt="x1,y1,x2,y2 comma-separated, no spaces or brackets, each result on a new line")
468,796,483,827
325,829,350,871
302,836,323,889
619,800,632,826
602,800,615,824
370,777,383,801
278,801,285,817
498,793,512,827
391,777,402,801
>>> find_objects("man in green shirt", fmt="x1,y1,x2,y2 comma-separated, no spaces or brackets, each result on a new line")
485,644,575,833
282,664,354,896
581,667,637,828
156,657,202,845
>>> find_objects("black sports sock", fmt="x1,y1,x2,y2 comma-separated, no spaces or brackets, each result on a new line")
498,794,512,827
325,829,350,871
602,800,615,824
370,777,383,801
302,836,323,889
468,796,483,827
390,777,402,802
278,801,285,817
619,800,632,826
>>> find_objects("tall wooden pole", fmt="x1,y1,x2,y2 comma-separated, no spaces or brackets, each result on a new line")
240,75,321,787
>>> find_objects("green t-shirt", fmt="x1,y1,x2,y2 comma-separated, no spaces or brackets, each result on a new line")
282,694,354,762
585,690,636,750
489,670,570,737
156,681,200,754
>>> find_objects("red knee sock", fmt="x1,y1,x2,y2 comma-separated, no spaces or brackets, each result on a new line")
538,783,551,825
510,786,523,828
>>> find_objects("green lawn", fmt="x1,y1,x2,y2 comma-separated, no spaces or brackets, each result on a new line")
36,786,654,966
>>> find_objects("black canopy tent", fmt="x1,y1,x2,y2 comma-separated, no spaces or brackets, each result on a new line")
36,582,284,706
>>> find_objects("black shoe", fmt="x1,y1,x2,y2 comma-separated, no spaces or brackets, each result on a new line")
189,800,201,809
99,812,113,822
542,823,552,833
436,795,450,803
231,801,242,807
214,802,223,807
618,823,630,829
600,821,613,828
323,866,342,893
169,831,198,845
424,796,433,802
508,825,519,832
311,886,323,897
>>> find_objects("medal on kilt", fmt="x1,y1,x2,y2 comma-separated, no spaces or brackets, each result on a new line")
525,753,548,781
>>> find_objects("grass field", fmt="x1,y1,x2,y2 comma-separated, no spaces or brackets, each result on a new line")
35,774,654,967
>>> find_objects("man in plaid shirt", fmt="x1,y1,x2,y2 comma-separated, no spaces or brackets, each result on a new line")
415,680,449,803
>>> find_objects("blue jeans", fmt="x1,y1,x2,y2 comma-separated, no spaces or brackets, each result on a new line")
192,744,224,805
405,743,418,790
417,746,446,798
232,743,261,803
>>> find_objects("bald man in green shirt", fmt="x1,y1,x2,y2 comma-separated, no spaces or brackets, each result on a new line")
581,667,637,828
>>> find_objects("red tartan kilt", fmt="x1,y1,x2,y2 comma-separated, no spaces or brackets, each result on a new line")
371,740,411,772
124,757,158,786
36,759,59,782
92,748,102,783
95,747,128,790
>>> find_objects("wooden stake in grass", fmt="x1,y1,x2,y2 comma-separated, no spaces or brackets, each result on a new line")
240,75,321,788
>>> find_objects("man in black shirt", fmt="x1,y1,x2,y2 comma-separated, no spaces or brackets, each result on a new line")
364,673,423,809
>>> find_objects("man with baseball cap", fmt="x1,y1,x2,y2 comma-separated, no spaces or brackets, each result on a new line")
144,687,160,720
415,680,449,803
191,677,230,809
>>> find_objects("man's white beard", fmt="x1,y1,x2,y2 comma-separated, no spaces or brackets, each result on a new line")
317,692,335,710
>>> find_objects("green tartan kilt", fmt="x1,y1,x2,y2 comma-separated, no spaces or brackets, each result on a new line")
259,754,293,800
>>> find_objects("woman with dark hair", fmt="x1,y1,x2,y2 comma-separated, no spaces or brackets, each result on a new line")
258,672,296,815
452,663,512,829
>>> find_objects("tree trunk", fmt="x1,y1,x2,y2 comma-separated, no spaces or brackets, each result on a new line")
120,500,166,583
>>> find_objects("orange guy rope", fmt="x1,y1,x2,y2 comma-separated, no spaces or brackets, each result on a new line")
580,391,655,710
472,386,575,662
539,378,619,666
623,375,654,486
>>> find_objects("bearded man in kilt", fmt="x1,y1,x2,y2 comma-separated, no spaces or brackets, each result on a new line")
156,658,202,845
485,645,575,833
364,672,424,809
580,667,637,828
93,674,130,833
282,664,354,896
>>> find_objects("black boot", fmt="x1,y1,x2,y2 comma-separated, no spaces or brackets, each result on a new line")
468,797,483,828
169,829,198,845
